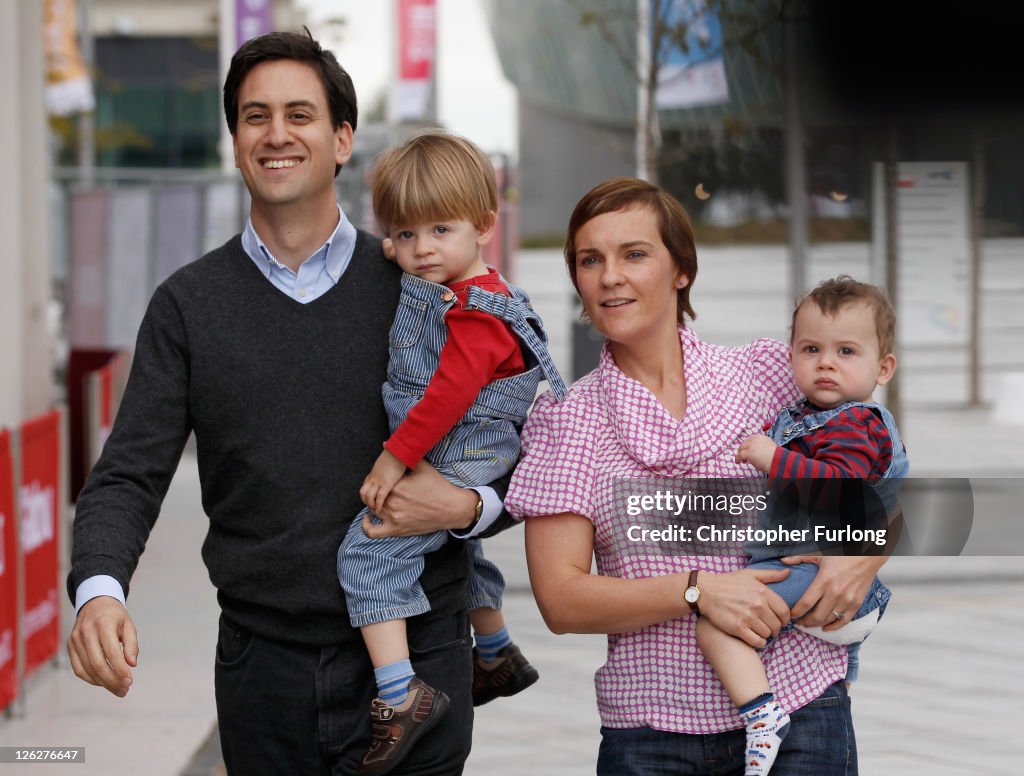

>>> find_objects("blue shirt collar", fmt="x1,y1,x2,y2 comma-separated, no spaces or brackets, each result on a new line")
241,203,355,283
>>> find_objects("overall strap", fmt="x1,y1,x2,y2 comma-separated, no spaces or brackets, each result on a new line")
463,284,568,400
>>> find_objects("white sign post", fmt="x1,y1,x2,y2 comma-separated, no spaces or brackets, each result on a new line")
872,161,972,347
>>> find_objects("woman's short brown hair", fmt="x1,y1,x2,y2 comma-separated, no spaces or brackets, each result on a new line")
564,177,698,323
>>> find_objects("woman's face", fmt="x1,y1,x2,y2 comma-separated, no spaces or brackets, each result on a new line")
573,206,687,348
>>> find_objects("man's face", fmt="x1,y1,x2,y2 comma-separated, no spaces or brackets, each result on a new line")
232,59,352,215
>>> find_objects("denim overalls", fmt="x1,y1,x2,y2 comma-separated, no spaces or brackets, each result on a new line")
340,271,567,628
747,400,908,681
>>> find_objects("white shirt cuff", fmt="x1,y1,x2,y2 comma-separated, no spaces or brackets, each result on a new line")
450,485,503,539
74,575,126,616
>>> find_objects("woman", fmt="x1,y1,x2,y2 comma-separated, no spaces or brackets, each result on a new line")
506,178,885,774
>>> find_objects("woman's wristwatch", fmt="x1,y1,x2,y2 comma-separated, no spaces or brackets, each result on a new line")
684,570,701,616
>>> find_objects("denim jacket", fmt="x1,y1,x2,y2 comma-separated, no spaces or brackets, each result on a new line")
382,271,567,485
747,399,909,562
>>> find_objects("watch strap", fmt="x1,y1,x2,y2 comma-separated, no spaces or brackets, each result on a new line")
686,569,701,615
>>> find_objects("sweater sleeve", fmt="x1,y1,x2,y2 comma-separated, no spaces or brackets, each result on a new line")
384,305,520,469
66,283,193,603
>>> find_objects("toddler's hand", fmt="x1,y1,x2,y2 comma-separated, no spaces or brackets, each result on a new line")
736,434,777,473
360,449,407,514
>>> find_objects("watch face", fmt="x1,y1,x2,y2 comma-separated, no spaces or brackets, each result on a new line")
684,587,699,603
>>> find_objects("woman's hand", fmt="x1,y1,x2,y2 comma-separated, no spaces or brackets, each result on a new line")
782,555,888,629
698,567,793,647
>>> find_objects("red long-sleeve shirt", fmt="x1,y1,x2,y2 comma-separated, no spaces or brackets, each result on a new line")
384,269,525,469
769,404,894,480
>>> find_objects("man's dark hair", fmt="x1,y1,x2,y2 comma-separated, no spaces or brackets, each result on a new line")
223,29,357,172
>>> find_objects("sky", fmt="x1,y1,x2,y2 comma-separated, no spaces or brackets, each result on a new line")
297,0,518,156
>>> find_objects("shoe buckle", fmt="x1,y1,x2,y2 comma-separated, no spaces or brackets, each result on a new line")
369,699,396,722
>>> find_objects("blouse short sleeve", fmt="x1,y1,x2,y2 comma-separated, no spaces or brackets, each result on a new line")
505,385,598,520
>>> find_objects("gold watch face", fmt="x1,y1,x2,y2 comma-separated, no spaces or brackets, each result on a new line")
684,586,700,604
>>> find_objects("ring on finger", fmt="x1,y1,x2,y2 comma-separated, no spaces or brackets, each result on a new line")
831,609,846,620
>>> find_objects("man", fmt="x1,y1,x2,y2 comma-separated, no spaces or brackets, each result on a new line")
67,30,510,775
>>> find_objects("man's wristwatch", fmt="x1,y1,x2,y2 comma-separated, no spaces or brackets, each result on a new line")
470,491,484,528
683,570,701,616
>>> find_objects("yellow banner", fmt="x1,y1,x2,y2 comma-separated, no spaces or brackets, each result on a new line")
44,0,95,115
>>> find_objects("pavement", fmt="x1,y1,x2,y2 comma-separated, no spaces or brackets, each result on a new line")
3,247,1024,775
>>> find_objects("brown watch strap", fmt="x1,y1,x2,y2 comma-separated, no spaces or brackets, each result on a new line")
686,569,701,615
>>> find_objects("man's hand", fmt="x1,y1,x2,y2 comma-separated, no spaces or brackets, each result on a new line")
783,554,887,630
67,596,138,697
359,449,407,514
736,434,777,473
363,460,477,538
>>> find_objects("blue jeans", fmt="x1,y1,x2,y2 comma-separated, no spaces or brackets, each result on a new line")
596,681,857,775
748,559,892,682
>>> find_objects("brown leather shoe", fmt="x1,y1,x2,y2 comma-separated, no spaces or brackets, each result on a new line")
472,644,539,707
358,677,450,775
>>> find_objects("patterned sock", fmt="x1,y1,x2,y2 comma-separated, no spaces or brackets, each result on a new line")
739,692,790,776
474,626,512,663
374,659,415,706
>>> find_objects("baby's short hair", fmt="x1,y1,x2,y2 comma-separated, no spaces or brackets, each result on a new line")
793,275,896,355
371,130,498,234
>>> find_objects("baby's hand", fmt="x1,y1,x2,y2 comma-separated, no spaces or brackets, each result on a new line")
360,449,407,514
735,434,777,473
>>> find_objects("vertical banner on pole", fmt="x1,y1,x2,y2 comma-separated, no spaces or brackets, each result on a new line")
43,0,96,116
236,0,273,45
655,0,729,110
19,411,62,678
390,0,437,122
68,190,110,349
0,430,17,710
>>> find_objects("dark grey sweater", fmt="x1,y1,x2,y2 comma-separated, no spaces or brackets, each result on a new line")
68,232,480,645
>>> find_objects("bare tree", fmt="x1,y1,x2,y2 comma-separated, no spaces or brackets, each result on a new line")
570,0,792,183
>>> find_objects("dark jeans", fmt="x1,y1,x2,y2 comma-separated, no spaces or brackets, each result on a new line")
214,609,473,775
596,681,857,775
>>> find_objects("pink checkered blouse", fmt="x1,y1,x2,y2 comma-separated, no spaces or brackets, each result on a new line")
506,326,848,734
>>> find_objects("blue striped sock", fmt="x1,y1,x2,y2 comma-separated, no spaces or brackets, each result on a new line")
375,659,414,706
475,626,512,663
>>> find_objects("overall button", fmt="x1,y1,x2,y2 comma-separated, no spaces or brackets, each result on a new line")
441,290,454,302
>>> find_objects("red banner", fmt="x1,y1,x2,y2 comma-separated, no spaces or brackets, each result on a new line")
20,411,62,678
397,0,435,79
0,430,17,709
392,0,436,122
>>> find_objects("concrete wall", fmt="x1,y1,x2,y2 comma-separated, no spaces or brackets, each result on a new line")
0,2,54,426
517,99,634,241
